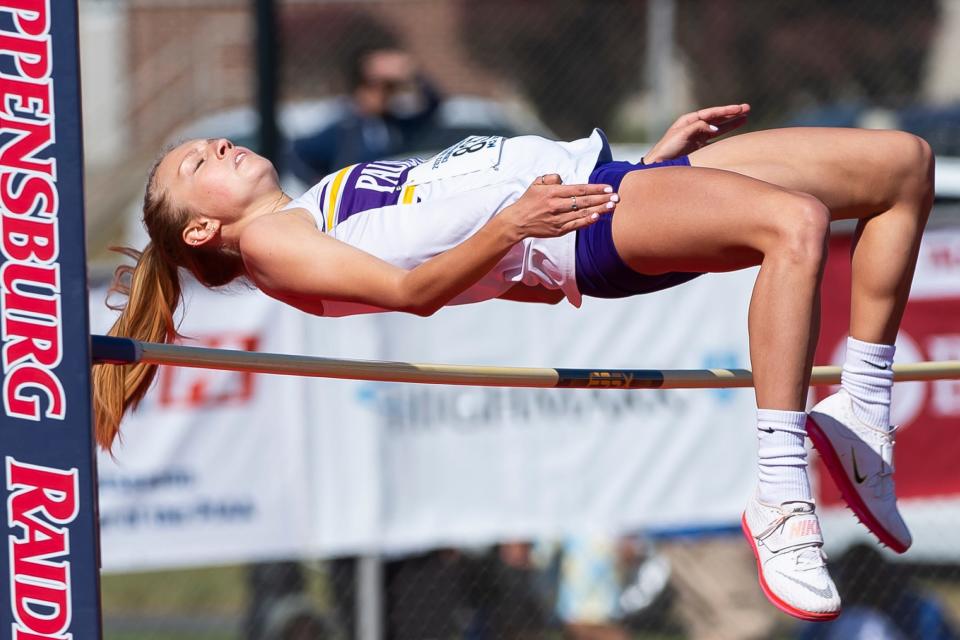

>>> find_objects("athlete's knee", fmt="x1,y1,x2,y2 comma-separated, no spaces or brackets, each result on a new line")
770,193,830,268
887,131,935,200
894,131,933,169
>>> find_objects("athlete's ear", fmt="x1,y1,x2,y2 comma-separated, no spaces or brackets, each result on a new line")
182,217,220,248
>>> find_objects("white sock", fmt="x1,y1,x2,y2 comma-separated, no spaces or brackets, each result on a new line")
841,336,895,430
757,409,812,505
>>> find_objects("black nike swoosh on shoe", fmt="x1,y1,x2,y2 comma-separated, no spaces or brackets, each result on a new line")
776,571,835,599
851,449,867,484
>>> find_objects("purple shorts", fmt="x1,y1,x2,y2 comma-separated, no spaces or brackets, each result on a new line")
575,156,703,299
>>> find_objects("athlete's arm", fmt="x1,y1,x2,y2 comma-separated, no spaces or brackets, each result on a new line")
644,104,750,163
241,176,616,316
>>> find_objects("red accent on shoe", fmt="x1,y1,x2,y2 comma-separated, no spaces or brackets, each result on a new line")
741,513,841,622
806,417,909,554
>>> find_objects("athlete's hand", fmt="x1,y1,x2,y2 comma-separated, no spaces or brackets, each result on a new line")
500,174,618,240
644,103,750,163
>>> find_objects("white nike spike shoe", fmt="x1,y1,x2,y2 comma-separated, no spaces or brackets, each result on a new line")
742,497,841,621
807,390,912,553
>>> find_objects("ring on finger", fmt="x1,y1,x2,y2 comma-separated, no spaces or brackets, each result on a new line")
570,195,578,211
539,175,546,185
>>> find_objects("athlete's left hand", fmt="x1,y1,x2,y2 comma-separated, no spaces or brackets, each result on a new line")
644,103,750,163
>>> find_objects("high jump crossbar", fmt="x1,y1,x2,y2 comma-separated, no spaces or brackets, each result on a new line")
91,335,960,389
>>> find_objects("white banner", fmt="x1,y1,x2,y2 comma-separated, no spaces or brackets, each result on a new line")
91,283,316,571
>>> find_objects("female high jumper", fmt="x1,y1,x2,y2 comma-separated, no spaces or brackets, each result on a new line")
93,103,934,621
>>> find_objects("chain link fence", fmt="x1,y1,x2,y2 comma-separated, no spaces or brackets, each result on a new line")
82,1,960,638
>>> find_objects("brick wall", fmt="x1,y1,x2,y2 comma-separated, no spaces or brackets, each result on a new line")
128,1,253,147
127,0,508,148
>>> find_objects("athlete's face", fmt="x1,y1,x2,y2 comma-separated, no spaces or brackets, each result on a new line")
155,138,280,226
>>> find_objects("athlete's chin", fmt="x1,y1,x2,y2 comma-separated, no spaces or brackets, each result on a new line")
250,156,280,183
239,160,280,190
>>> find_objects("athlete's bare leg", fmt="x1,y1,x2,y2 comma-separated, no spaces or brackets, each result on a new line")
690,128,934,344
609,166,830,410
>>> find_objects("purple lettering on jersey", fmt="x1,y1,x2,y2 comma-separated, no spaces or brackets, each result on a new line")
336,158,423,226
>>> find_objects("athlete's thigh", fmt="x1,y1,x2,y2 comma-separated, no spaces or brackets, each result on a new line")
611,165,815,275
688,127,917,218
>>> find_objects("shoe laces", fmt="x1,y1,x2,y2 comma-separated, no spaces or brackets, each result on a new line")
757,501,826,569
762,500,814,530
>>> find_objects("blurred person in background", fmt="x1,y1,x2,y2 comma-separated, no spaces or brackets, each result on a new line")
528,533,777,639
245,561,334,640
289,46,441,183
530,536,650,640
382,545,549,639
320,545,549,639
657,532,781,639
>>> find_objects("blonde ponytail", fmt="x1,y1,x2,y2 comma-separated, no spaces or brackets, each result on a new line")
91,151,248,450
91,244,182,450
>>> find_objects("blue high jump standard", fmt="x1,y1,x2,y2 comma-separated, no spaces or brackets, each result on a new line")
0,1,103,638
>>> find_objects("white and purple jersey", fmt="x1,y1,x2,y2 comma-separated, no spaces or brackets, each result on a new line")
282,130,612,316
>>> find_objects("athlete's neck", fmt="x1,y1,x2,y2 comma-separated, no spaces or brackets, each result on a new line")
220,189,292,247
